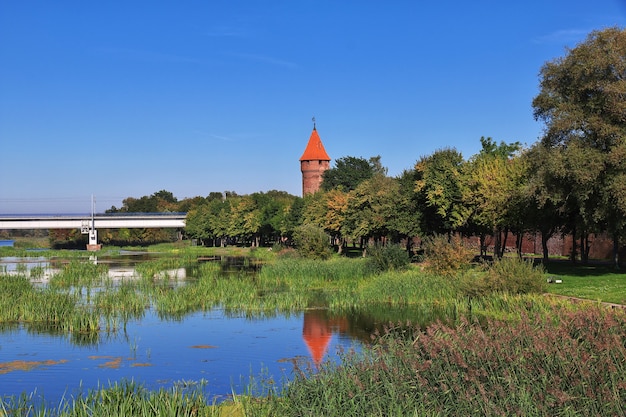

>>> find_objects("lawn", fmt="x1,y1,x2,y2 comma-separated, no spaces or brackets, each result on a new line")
543,261,626,305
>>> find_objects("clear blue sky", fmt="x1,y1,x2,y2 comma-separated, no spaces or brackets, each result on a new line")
1,1,625,213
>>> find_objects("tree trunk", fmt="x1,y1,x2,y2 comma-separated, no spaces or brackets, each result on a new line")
541,232,549,263
581,231,589,264
570,224,577,264
516,232,523,259
500,227,509,258
614,232,620,270
494,228,501,259
480,234,486,257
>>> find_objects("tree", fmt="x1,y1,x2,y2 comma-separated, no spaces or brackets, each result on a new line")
321,155,386,192
107,190,179,213
250,190,297,246
463,138,524,258
532,27,626,268
388,169,423,251
414,148,469,236
343,175,399,255
228,196,261,246
281,197,305,241
522,145,566,262
324,189,349,253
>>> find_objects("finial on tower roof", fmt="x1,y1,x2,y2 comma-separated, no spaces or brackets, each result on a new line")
312,116,316,130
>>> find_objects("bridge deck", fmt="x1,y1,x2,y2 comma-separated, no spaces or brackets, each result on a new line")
0,213,187,230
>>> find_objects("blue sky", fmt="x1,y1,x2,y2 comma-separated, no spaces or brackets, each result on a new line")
1,1,625,213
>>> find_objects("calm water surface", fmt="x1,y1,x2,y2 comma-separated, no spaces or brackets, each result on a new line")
1,308,360,403
0,254,366,404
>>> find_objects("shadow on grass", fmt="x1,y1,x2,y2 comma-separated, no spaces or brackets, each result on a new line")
543,260,623,277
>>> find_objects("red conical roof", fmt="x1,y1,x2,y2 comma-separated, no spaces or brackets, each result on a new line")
299,127,331,161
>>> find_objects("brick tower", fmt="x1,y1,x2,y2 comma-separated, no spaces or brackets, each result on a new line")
299,122,331,196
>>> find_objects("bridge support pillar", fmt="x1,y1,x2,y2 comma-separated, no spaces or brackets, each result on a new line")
87,229,101,251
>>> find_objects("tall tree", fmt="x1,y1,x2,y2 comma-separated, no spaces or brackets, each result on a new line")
324,189,349,253
414,148,469,235
343,175,399,255
228,195,261,247
522,145,566,262
532,27,626,268
463,138,523,257
388,169,423,250
321,155,385,192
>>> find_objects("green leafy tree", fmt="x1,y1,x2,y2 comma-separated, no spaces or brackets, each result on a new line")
522,146,565,262
414,148,469,235
281,197,304,241
343,175,399,255
532,27,626,267
251,190,297,245
324,189,349,253
463,138,524,257
321,155,386,192
388,169,423,251
228,195,262,246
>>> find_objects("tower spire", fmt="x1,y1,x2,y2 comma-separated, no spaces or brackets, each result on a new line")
312,116,316,130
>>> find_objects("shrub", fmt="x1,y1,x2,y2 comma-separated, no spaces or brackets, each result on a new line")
484,256,546,294
460,257,546,298
366,243,411,272
292,224,333,260
422,234,475,277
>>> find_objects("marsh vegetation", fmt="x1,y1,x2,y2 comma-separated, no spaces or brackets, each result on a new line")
1,243,626,415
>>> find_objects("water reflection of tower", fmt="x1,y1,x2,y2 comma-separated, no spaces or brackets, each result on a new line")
302,309,350,366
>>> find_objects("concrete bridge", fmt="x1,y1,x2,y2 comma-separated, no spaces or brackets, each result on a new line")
0,213,187,250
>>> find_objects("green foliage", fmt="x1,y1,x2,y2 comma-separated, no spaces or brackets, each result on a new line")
483,257,546,294
342,175,399,243
365,243,410,272
415,148,470,234
184,191,299,247
532,27,626,264
461,257,547,298
321,155,386,192
292,223,333,260
422,234,475,277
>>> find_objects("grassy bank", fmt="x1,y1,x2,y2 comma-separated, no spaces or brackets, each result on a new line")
543,261,626,305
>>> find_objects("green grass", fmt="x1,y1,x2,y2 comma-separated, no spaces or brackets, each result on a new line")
543,261,626,304
0,380,243,417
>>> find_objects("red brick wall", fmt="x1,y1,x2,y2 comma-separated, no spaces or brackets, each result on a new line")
301,160,330,196
469,232,623,262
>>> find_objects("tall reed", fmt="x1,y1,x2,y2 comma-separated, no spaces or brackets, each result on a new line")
268,304,626,416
